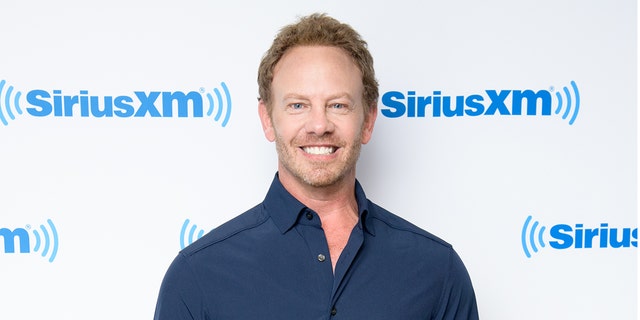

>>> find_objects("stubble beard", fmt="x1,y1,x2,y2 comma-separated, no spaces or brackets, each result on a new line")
274,131,363,188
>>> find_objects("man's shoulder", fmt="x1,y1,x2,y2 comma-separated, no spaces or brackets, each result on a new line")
180,203,269,257
367,201,452,250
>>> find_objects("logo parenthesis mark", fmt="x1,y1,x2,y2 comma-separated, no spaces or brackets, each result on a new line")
40,224,50,258
33,229,42,252
537,225,546,249
522,215,534,258
30,219,58,262
204,82,232,128
180,219,190,249
220,82,231,127
5,86,16,120
521,215,547,259
188,224,204,246
554,91,564,116
568,81,580,125
0,80,8,125
0,79,23,126
553,80,580,126
561,86,573,120
529,220,540,254
206,93,215,117
180,219,205,249
46,219,59,263
214,88,224,122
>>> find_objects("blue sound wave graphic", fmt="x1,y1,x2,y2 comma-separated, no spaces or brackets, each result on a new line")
554,80,580,125
205,82,232,127
0,79,23,126
521,215,546,258
31,219,59,263
180,218,205,249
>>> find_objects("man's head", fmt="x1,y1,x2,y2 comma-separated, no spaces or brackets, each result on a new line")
257,13,378,189
258,13,379,116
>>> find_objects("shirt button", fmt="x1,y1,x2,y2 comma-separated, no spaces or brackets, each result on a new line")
306,212,313,220
317,254,326,262
331,308,337,316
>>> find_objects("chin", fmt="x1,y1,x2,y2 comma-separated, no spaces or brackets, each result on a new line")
299,168,350,188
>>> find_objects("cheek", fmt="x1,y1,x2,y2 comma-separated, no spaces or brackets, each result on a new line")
271,116,303,141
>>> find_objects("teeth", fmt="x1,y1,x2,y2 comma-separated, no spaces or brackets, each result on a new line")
303,146,335,155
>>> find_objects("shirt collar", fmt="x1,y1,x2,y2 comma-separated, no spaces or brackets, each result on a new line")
263,173,375,236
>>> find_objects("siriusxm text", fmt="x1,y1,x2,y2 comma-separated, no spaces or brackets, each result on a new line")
381,89,552,118
549,223,637,249
26,89,205,118
0,227,30,253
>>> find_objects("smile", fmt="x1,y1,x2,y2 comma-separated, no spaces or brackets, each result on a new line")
302,146,336,155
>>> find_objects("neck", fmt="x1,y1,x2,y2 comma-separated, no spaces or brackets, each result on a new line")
277,169,360,272
277,170,359,222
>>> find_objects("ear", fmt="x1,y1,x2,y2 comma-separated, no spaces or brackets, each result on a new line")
361,103,377,144
258,99,276,142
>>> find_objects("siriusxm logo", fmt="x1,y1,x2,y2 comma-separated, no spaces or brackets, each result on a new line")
382,80,580,125
0,79,232,127
521,215,637,258
179,218,206,249
0,219,59,263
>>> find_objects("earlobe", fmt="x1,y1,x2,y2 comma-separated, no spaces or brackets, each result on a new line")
361,104,378,144
258,100,276,142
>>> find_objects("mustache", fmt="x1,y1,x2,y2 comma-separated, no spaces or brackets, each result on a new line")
294,136,345,147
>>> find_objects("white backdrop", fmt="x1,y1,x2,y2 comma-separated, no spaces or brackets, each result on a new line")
0,1,636,319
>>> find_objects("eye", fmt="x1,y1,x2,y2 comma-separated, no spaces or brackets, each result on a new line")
286,103,307,114
328,103,350,114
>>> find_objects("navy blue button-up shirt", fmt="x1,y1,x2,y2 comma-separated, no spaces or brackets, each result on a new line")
154,175,478,319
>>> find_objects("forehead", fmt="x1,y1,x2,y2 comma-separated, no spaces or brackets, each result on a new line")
271,46,363,98
275,45,355,69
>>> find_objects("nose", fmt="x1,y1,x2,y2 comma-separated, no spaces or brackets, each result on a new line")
304,105,335,135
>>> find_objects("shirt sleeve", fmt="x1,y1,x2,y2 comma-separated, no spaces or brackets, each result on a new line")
433,248,479,320
154,253,205,320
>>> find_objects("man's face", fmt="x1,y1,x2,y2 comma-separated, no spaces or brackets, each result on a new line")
259,45,376,188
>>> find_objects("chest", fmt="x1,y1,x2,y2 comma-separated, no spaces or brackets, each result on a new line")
196,228,444,320
323,224,354,270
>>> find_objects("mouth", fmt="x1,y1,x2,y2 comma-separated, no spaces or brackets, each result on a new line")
301,146,337,155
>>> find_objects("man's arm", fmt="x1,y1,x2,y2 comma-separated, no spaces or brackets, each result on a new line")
433,249,479,320
154,254,204,320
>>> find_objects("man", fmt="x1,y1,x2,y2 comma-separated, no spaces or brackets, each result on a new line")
154,13,478,319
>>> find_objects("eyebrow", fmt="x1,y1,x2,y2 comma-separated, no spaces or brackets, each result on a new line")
282,92,354,101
